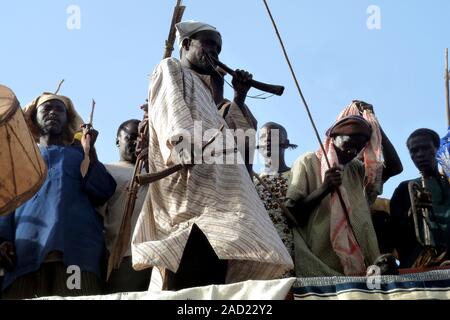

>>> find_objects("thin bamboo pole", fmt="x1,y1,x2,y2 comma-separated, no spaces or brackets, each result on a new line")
445,48,449,127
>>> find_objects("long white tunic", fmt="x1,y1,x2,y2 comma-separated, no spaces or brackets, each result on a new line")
131,58,293,286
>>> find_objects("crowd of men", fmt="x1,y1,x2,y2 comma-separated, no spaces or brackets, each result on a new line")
0,20,449,299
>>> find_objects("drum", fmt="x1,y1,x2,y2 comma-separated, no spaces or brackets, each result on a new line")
0,85,47,215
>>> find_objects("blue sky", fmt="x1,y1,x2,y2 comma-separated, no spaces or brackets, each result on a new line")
1,0,449,198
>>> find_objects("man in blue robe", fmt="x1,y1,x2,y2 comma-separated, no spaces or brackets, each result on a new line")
0,93,116,299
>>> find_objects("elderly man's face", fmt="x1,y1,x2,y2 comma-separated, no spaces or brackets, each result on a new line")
184,30,222,74
36,99,68,137
333,134,368,164
407,135,438,173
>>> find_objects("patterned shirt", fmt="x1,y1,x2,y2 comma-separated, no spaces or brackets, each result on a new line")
254,171,295,277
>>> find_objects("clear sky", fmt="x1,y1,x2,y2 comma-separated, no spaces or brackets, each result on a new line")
1,0,449,198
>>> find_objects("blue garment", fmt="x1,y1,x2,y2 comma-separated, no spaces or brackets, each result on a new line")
0,145,116,290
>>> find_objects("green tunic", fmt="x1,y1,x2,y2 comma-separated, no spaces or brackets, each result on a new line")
286,152,380,277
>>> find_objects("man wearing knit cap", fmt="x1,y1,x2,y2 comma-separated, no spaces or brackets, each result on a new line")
132,20,293,291
285,101,402,277
0,92,116,299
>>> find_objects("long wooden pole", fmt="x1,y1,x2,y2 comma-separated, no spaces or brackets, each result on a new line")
445,48,449,127
261,0,367,265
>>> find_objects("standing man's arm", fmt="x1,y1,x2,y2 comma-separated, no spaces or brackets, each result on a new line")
389,182,414,264
380,126,403,183
231,70,257,130
79,126,117,207
356,102,403,183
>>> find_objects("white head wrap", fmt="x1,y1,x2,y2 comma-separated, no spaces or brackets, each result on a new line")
176,20,221,48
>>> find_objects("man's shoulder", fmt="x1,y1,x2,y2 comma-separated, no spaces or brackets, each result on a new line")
291,152,320,175
155,57,182,73
295,152,319,165
391,179,418,200
58,144,84,157
395,179,417,190
105,162,133,176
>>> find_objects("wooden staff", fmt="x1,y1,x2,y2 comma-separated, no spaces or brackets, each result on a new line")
163,0,186,59
261,0,366,266
445,48,449,127
137,125,225,185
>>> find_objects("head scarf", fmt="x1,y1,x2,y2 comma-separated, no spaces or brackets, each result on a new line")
327,115,372,139
23,93,84,145
176,20,221,48
315,101,384,276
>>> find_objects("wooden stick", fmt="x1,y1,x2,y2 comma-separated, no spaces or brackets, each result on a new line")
163,0,186,59
89,99,96,127
262,0,366,265
445,48,449,127
54,79,65,95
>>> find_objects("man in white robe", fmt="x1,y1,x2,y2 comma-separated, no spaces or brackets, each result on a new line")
132,21,293,290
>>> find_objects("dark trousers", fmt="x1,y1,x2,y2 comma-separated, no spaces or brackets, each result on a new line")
106,256,152,294
164,224,228,291
2,262,104,300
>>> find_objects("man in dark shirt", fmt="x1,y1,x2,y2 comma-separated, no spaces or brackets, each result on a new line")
390,128,450,268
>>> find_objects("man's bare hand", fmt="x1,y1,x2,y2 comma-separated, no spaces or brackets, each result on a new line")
354,100,375,115
232,69,253,104
322,166,343,192
80,126,99,156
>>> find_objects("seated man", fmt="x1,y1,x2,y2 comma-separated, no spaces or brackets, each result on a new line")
103,119,151,293
285,102,403,277
0,93,116,299
390,129,450,268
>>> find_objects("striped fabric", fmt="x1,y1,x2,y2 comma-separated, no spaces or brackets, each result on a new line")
293,270,450,300
217,99,257,131
131,58,293,288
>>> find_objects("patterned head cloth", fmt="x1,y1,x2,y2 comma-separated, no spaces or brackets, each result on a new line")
23,93,84,145
327,115,373,139
176,20,221,48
